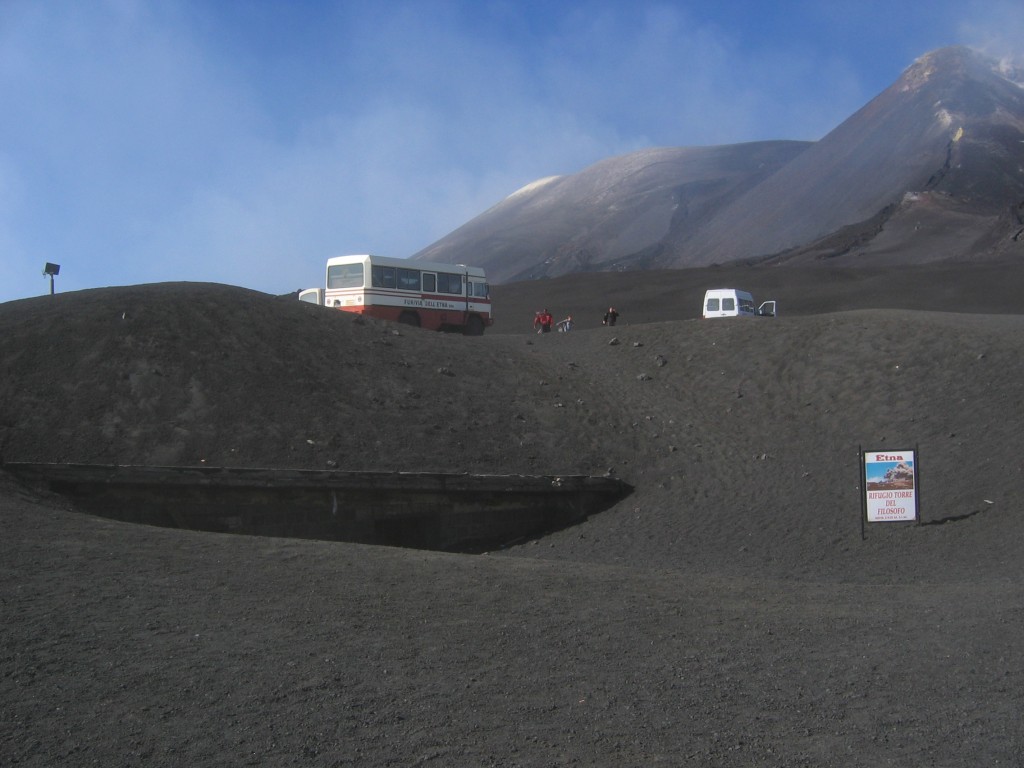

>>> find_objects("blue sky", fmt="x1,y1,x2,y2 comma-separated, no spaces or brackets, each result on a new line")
1,0,1021,302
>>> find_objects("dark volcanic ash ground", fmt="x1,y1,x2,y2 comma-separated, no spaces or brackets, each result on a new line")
3,263,1024,766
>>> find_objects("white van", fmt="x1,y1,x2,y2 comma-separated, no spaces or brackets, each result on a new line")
702,289,777,319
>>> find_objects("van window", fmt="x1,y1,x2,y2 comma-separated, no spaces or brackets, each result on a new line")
706,298,720,311
722,298,735,311
738,296,755,313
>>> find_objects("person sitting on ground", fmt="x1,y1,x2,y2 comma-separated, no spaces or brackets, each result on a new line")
556,315,574,332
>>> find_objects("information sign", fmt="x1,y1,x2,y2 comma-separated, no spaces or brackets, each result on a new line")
862,449,919,523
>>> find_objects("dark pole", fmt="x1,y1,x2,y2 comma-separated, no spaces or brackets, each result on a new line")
915,443,921,525
859,446,866,541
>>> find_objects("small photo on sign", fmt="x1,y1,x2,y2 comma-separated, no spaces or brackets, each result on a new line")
865,459,915,491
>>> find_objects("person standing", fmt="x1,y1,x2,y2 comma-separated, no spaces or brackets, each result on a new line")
537,309,554,333
602,306,619,326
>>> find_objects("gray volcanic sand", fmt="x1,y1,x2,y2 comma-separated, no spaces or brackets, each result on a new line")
3,264,1024,766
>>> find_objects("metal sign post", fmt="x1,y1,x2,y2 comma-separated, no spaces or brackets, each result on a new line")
43,263,60,295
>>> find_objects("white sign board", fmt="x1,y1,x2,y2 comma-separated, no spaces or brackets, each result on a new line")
863,450,918,522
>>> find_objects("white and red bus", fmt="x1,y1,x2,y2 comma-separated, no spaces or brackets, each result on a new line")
306,254,493,335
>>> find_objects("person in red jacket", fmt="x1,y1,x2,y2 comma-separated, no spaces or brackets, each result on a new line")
534,309,554,333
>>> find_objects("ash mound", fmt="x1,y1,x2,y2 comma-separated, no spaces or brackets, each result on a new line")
4,272,1024,581
5,271,1024,766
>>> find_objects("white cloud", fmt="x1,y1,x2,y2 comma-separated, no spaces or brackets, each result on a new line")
958,0,1024,68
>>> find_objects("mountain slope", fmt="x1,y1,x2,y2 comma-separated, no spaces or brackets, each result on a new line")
414,46,1024,281
685,45,1024,266
414,142,810,282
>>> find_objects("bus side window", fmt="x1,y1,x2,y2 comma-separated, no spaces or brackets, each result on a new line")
398,268,421,291
438,273,462,294
423,273,436,292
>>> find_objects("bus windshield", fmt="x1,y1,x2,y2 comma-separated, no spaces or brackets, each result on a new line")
328,263,364,289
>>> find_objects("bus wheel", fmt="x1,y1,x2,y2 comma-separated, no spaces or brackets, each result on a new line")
398,312,420,328
463,316,485,336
